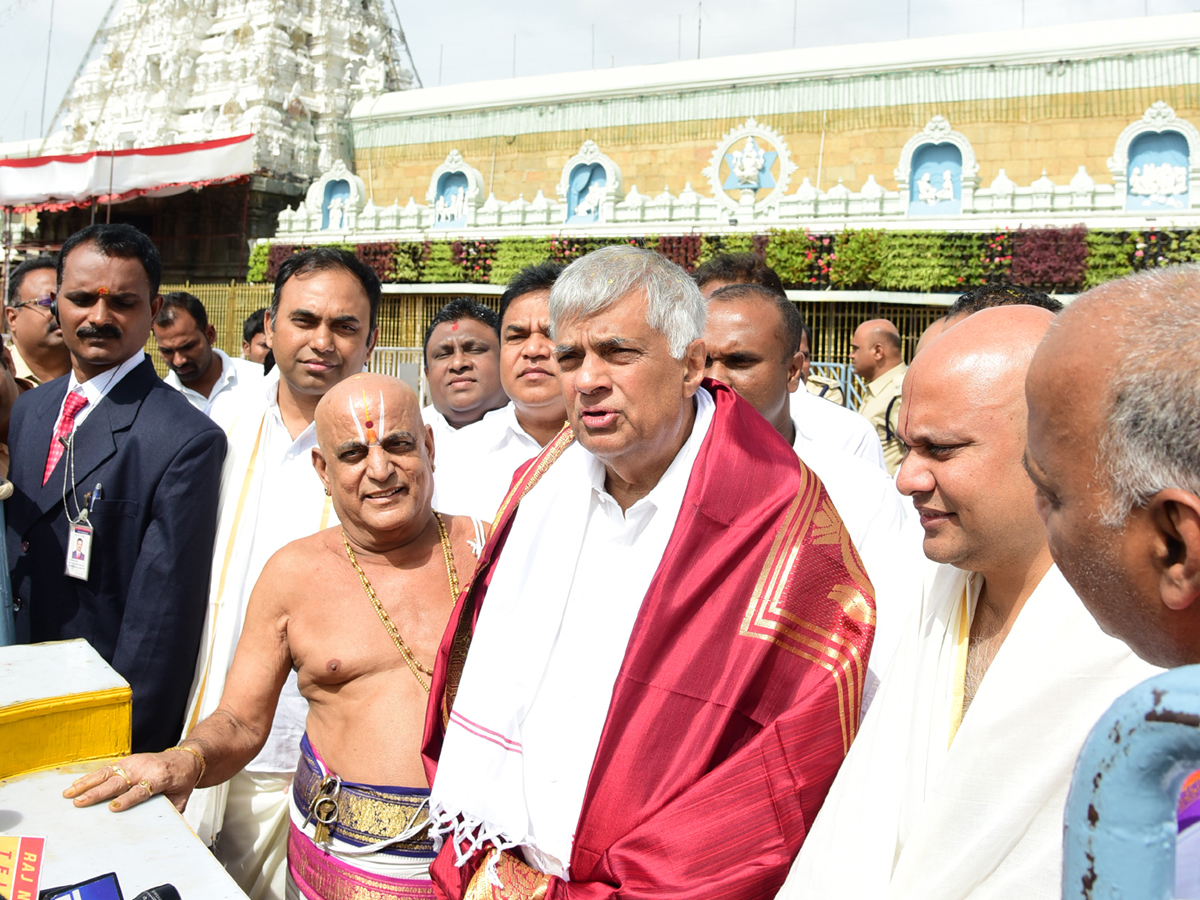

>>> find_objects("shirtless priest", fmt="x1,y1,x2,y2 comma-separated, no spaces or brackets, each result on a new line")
64,374,485,900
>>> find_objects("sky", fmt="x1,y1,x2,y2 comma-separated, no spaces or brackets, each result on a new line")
0,0,1196,143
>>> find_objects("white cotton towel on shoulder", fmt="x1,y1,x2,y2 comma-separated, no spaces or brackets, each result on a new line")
776,562,1161,900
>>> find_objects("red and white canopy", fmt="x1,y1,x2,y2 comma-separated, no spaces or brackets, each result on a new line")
0,134,256,212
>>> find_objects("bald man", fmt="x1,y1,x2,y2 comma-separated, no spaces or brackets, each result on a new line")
851,318,906,474
64,374,487,900
777,307,1159,900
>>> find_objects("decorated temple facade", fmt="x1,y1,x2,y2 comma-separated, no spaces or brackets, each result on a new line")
274,13,1200,243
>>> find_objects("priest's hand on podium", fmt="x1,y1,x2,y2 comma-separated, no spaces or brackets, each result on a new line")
62,743,206,814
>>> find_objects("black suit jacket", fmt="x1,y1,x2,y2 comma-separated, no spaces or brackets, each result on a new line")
7,358,227,751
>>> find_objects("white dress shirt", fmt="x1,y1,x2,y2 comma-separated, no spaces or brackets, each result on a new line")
791,387,887,470
57,350,147,430
519,390,715,875
432,402,543,522
164,348,263,430
791,424,924,710
421,404,459,457
243,369,338,772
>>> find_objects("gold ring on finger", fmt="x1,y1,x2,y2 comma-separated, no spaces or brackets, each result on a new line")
138,779,155,795
110,766,132,788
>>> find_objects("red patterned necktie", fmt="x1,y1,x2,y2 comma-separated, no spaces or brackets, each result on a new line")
43,391,89,485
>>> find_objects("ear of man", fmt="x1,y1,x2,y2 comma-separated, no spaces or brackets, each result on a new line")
1150,489,1200,611
682,338,706,398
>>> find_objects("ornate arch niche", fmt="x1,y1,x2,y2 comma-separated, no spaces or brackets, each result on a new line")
556,141,623,224
425,150,486,228
302,159,366,231
895,116,979,216
1108,102,1200,211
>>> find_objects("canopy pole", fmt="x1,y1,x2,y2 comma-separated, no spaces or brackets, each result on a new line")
105,151,114,224
2,208,12,324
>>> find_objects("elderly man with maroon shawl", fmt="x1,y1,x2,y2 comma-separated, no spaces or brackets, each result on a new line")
422,245,876,900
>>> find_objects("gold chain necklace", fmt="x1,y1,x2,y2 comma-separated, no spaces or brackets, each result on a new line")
341,512,459,694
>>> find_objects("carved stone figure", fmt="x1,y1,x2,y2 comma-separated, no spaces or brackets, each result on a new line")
730,137,766,187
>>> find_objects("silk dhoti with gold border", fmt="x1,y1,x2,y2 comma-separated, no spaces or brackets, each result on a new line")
287,734,435,900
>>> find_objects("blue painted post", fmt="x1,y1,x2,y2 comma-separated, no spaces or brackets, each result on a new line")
1063,666,1200,899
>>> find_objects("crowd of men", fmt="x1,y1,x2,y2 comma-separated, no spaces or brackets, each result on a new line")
0,220,1188,899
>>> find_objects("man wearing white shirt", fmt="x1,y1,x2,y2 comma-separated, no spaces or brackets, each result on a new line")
434,262,566,521
703,283,923,705
6,224,225,752
182,248,378,900
420,298,507,450
426,246,873,899
154,291,263,430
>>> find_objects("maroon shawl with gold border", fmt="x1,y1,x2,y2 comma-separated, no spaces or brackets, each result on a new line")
423,380,875,900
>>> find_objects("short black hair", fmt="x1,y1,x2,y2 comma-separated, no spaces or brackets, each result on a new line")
243,307,267,343
271,247,382,334
7,256,57,306
708,283,805,358
950,283,1064,317
423,298,501,367
499,261,564,326
154,291,208,332
58,224,162,298
692,253,785,295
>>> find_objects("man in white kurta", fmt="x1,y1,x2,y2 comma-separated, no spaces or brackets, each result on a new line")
433,264,567,522
182,249,379,900
420,298,507,446
777,305,1161,900
703,284,922,706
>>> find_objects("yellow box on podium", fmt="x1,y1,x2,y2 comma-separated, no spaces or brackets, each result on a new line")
0,640,131,778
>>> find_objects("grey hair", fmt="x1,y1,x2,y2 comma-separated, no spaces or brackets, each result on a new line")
547,245,706,359
1084,265,1200,526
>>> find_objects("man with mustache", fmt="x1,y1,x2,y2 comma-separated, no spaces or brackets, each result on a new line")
5,256,70,387
6,224,226,753
181,247,381,900
434,262,568,522
154,291,263,428
420,298,508,449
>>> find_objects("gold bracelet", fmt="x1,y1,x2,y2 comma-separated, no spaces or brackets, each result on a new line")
164,745,206,787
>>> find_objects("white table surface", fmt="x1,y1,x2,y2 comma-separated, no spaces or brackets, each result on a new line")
0,763,247,899
0,640,127,708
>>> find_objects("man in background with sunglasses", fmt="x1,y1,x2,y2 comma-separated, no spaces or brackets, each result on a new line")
4,257,70,388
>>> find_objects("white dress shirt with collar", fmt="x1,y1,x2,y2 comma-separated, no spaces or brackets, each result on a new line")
518,389,716,874
164,348,263,430
421,404,459,456
243,367,338,773
791,387,887,471
432,402,544,522
56,350,147,430
791,423,924,711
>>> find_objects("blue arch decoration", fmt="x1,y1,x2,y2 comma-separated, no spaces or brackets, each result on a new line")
1127,131,1190,210
433,172,469,228
566,163,607,224
321,179,351,230
908,143,962,216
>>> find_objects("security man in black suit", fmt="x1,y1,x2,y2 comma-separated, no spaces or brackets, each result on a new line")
7,224,226,752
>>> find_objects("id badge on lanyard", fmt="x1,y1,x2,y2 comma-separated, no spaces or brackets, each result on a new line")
65,521,94,581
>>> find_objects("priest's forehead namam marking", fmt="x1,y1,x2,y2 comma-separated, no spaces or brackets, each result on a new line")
348,379,387,446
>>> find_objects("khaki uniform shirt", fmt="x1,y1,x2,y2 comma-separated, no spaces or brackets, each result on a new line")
9,344,41,387
806,375,845,407
858,362,907,475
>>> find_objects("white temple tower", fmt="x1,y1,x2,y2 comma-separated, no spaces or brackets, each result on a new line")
44,0,412,182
